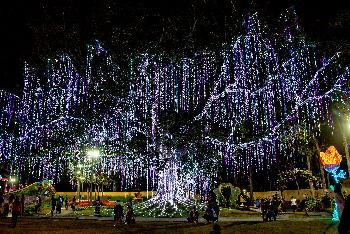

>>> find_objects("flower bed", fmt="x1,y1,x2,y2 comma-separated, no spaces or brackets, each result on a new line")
100,200,116,207
71,200,116,208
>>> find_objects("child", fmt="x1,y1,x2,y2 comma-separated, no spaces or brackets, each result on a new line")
113,200,124,226
187,206,199,223
125,206,135,224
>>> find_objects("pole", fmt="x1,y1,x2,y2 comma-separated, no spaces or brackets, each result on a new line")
306,153,315,197
313,136,327,188
77,179,80,199
90,159,94,205
90,179,93,205
146,158,149,199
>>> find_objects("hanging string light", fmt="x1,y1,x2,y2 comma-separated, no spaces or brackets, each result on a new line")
0,9,349,210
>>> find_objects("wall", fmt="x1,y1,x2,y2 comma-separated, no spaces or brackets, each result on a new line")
252,189,333,201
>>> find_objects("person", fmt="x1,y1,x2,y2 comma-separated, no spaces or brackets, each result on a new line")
187,206,199,223
64,195,69,210
21,194,25,216
203,203,217,223
56,195,62,214
51,194,56,216
2,202,9,219
212,201,220,221
0,192,4,218
261,198,268,221
11,196,21,227
114,200,124,226
95,200,101,216
322,192,332,209
34,196,41,214
338,194,350,234
210,223,221,234
128,197,133,210
272,194,282,216
125,206,135,224
71,196,76,211
255,198,261,209
334,180,350,234
261,197,276,221
268,198,277,221
0,192,3,206
290,196,297,213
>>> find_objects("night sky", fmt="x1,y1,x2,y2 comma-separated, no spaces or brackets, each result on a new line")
0,0,349,94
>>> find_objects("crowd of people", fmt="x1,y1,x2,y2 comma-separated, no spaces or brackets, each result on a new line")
257,193,283,221
254,192,335,219
113,198,135,225
0,193,24,227
0,186,349,233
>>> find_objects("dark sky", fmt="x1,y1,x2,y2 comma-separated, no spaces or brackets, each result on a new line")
0,0,349,95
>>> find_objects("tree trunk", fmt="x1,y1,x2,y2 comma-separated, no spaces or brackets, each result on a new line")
338,120,350,177
248,165,254,202
90,182,93,205
77,180,80,199
296,180,300,191
306,153,315,197
113,181,116,192
313,137,327,188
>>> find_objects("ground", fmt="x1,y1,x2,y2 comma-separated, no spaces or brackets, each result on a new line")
0,218,339,234
0,196,339,233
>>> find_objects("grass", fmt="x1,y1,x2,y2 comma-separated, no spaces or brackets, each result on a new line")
133,201,205,218
219,208,261,218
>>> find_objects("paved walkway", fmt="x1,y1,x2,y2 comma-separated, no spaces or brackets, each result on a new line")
30,209,332,222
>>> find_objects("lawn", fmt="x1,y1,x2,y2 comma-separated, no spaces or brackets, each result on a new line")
219,208,261,218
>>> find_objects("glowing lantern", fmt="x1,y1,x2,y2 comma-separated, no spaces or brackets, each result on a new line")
320,146,342,173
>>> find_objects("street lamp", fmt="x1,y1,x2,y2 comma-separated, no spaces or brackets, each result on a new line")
10,176,16,191
87,149,100,159
76,165,83,200
87,149,100,205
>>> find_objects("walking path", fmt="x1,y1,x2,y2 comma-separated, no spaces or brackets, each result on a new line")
30,208,332,222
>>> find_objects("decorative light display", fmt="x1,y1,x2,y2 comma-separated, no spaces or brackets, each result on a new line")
0,9,350,214
320,146,343,173
320,146,347,222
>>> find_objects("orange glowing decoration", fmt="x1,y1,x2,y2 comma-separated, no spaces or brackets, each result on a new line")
320,146,342,172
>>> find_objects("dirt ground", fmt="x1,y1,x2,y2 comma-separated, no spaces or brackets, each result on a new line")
0,218,339,234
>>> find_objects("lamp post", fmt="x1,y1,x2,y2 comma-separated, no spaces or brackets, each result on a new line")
10,176,16,191
87,149,99,205
76,164,84,200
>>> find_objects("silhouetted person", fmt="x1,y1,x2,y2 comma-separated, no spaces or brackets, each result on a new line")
20,194,25,216
34,196,41,214
204,203,217,223
114,200,124,226
125,206,135,224
0,192,4,218
11,196,21,227
71,196,76,211
56,195,62,214
335,181,350,234
338,194,350,234
51,195,56,216
187,206,199,223
64,195,69,210
210,223,221,234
